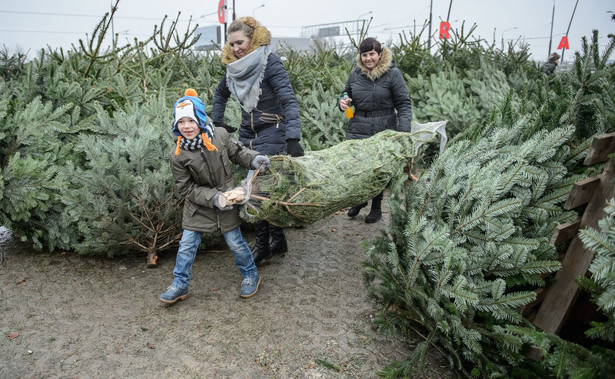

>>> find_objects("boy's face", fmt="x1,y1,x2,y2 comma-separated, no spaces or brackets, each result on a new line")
177,117,200,139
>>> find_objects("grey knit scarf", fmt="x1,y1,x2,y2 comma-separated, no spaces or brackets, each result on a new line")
225,45,270,113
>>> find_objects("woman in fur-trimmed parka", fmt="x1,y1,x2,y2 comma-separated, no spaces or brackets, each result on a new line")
339,37,412,223
211,16,304,266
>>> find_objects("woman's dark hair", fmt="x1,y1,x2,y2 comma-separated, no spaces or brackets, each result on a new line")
359,37,382,54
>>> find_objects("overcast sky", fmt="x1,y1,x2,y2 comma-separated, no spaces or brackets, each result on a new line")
1,0,613,63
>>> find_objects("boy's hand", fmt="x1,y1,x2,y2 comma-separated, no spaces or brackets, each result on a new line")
286,139,304,157
213,192,233,211
251,155,271,173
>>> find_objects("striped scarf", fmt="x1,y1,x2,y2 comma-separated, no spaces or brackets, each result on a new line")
179,134,204,151
175,128,218,156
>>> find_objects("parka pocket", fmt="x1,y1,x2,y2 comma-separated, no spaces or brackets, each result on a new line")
184,200,200,217
220,151,232,177
259,112,284,126
187,166,202,186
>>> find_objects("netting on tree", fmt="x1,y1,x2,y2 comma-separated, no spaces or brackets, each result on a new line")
236,127,443,227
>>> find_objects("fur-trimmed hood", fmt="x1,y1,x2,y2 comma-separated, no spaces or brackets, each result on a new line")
221,17,272,65
356,46,393,81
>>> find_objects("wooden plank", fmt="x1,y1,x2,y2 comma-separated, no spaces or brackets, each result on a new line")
584,132,615,165
532,160,614,334
550,219,581,245
564,176,600,210
520,288,546,315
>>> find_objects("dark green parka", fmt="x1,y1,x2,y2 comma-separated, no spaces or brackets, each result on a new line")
170,127,258,234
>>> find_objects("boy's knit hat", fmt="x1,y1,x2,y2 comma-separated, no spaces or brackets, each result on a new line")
172,88,209,136
172,89,217,154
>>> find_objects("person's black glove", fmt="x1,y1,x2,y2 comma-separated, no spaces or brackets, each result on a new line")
286,139,304,157
213,121,237,133
251,155,271,173
213,192,233,211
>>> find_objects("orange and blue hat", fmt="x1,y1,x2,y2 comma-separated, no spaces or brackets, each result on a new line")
173,89,217,153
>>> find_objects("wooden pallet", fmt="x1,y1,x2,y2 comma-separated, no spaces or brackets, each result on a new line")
526,132,615,359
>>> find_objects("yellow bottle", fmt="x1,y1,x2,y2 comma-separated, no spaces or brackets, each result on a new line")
342,92,354,119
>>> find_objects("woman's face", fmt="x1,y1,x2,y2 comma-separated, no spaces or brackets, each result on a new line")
360,50,381,70
228,31,252,59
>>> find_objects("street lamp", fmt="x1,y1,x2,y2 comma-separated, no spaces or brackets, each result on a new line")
355,11,372,41
358,11,373,20
501,26,517,50
253,4,265,17
200,11,219,19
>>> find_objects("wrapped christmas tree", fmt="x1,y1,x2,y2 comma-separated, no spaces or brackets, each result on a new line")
238,128,441,227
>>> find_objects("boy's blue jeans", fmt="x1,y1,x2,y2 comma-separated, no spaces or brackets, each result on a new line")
172,227,257,289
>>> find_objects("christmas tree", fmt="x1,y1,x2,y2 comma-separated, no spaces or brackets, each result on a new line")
363,122,587,377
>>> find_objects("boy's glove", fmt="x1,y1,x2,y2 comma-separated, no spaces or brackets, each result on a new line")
286,139,304,157
213,121,238,133
213,192,233,211
251,155,271,173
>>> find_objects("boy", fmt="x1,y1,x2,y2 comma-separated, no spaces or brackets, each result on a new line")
160,88,270,304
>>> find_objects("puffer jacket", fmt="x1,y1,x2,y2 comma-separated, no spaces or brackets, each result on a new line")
543,60,557,75
211,23,301,156
170,127,258,234
340,47,412,140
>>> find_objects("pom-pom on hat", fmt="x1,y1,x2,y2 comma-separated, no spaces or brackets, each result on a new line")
184,88,198,97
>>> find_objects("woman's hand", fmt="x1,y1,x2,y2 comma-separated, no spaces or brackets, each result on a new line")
339,98,352,111
286,139,304,157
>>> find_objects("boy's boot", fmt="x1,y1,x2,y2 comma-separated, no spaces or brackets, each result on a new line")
159,285,189,304
252,221,272,265
365,193,383,223
269,226,288,256
347,202,368,217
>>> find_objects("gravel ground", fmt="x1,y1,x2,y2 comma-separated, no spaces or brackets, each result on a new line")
1,205,452,378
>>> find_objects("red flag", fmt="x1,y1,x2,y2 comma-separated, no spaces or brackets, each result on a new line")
439,22,451,39
218,0,227,24
557,36,569,50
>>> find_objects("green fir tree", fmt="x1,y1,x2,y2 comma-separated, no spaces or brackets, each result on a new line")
363,121,586,377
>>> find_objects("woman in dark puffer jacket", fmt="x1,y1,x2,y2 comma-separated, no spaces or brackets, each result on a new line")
211,16,304,265
339,37,412,223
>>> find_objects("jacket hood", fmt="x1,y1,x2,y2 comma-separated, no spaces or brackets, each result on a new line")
357,46,393,81
171,96,209,136
221,17,271,65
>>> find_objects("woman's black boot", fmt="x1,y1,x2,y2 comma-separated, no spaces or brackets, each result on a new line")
270,226,288,256
252,221,272,265
365,192,383,223
347,202,367,217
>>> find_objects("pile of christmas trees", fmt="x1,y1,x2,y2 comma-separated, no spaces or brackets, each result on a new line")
361,119,615,376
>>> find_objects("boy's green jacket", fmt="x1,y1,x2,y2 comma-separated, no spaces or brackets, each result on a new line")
170,127,259,234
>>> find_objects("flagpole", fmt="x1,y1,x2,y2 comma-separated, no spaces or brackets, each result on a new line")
561,0,579,62
548,0,555,59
